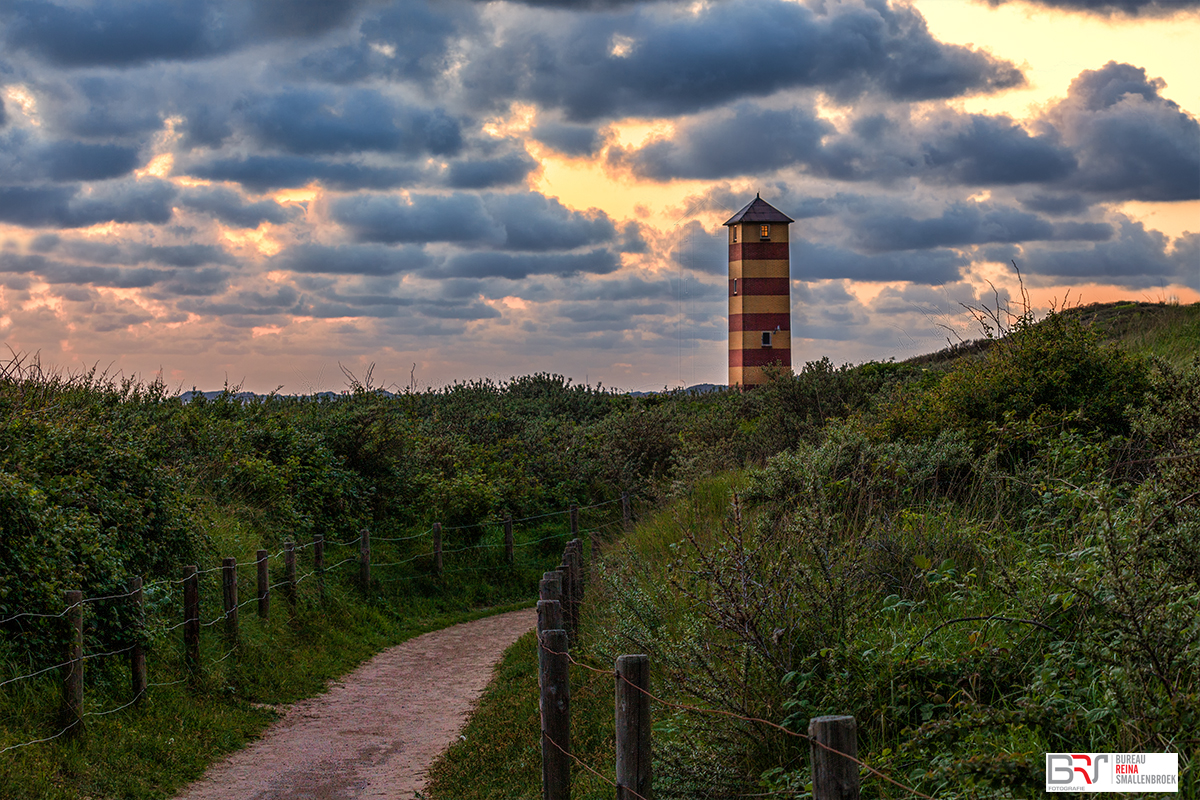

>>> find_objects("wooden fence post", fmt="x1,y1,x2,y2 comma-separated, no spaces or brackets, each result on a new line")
565,542,583,634
504,515,514,565
539,628,570,800
540,571,562,603
183,565,200,675
359,529,371,592
809,715,860,800
285,540,297,608
537,599,563,635
221,557,238,650
314,533,325,602
433,522,443,578
616,654,652,800
570,504,579,539
554,564,572,641
63,590,83,733
130,576,147,705
256,549,269,621
622,493,632,532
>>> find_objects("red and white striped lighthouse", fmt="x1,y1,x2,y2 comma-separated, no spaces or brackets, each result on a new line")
725,195,793,387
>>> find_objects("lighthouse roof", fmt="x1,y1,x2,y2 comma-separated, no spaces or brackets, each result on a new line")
724,194,793,226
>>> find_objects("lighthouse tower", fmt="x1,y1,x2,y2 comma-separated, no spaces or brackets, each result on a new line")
725,195,793,387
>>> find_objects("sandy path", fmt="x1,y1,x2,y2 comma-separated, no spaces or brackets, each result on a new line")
174,607,536,800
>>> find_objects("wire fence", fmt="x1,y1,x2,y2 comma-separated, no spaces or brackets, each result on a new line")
532,537,933,800
0,495,632,757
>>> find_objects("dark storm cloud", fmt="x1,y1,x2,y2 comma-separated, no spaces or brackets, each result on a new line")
446,151,539,189
270,243,434,276
179,104,233,149
609,103,834,181
417,300,501,320
1019,193,1092,216
333,191,619,251
1044,62,1200,201
869,282,991,316
793,240,966,284
240,89,462,157
481,193,615,251
179,286,301,316
618,63,1193,201
2,0,372,68
188,155,422,192
243,0,372,38
550,275,677,303
1,131,140,182
3,1,227,67
668,220,726,275
0,252,166,288
618,221,647,254
497,0,646,8
848,203,1112,252
613,103,1076,186
440,249,619,279
919,114,1077,185
982,0,1200,16
145,266,228,296
41,141,141,181
0,179,176,228
40,238,234,267
293,0,470,85
333,193,502,244
0,97,8,128
178,187,298,228
1021,218,1197,286
42,74,167,139
531,121,606,157
461,0,1023,122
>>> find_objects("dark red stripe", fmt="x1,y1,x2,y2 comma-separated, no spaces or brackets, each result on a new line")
731,277,789,296
729,242,789,261
729,349,792,368
729,313,791,332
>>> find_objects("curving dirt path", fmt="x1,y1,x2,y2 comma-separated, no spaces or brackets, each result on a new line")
174,607,536,800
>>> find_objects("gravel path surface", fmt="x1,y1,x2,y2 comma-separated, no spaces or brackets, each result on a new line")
174,607,536,800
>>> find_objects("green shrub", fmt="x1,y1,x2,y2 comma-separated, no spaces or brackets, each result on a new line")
877,310,1151,459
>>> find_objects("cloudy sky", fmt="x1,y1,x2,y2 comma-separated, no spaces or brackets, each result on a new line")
1,0,1196,393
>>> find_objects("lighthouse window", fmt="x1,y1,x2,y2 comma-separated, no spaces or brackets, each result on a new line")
732,227,738,243
762,331,773,347
760,224,770,240
733,278,738,296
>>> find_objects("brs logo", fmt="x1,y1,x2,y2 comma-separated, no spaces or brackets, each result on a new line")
1048,753,1111,786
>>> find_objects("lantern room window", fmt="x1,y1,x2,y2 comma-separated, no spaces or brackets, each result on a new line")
760,224,770,240
732,227,738,243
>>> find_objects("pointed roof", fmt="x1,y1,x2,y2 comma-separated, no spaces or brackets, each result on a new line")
724,194,793,226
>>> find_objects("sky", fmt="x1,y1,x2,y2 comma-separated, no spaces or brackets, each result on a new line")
0,0,1196,394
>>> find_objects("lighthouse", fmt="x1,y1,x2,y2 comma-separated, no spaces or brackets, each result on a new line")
725,195,793,387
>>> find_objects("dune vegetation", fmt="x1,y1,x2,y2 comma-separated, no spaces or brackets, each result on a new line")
430,302,1200,799
1,300,1196,798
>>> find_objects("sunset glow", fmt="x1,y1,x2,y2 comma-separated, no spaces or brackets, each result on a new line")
0,0,1195,393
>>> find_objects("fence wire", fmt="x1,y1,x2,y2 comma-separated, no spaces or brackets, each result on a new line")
2,495,630,758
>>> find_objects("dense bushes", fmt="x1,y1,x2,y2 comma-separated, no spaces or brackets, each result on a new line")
0,354,895,667
585,314,1199,798
876,310,1151,455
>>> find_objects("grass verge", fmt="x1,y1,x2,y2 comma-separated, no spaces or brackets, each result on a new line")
424,630,617,800
0,597,533,800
